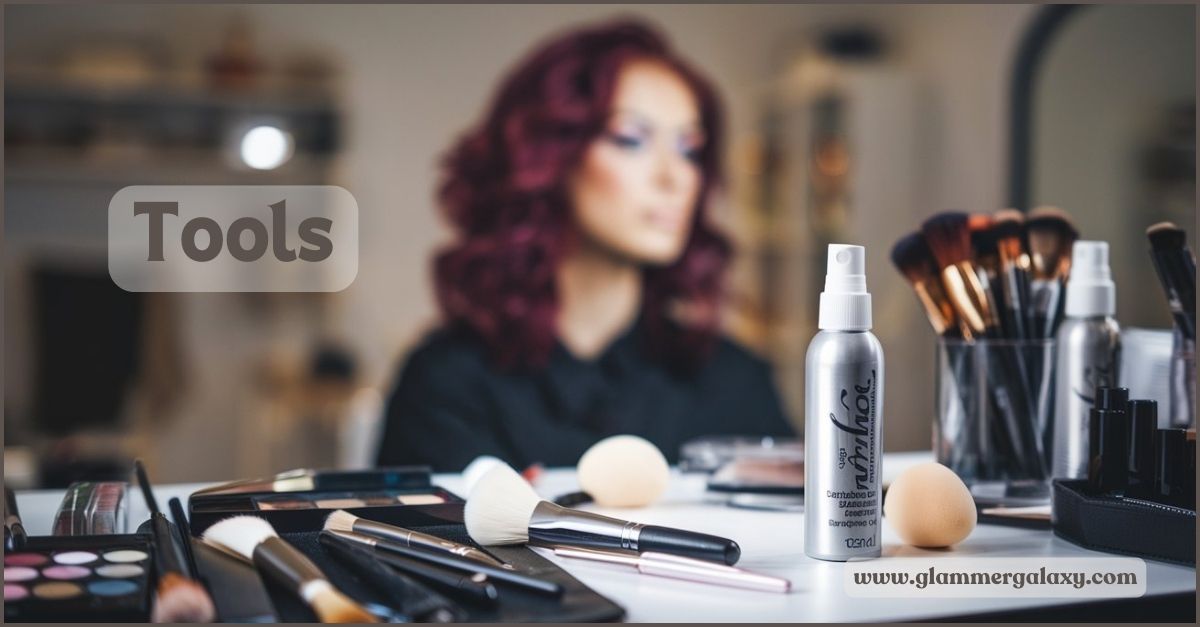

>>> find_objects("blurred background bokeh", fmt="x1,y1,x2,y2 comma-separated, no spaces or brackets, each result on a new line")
4,4,1194,485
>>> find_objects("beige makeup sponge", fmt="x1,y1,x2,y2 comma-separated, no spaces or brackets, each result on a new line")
577,435,669,508
883,462,976,548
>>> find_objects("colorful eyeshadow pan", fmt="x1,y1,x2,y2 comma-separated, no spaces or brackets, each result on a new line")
4,553,48,567
32,581,83,600
53,551,98,565
96,564,144,578
42,565,90,580
5,566,39,582
102,550,148,563
4,583,29,601
88,580,138,597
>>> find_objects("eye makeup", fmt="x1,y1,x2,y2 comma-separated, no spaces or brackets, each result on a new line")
52,550,98,565
3,536,153,623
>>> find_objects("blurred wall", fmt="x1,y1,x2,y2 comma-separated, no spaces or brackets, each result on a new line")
5,4,1042,481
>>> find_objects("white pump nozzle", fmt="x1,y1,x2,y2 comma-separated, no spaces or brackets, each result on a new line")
819,244,872,331
1065,240,1115,317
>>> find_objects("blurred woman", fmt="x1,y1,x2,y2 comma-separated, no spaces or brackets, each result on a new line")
377,19,793,471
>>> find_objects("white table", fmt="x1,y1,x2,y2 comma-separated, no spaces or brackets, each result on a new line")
15,452,1196,622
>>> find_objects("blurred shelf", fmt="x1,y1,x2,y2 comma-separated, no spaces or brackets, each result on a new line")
5,74,342,163
6,77,337,113
6,146,336,186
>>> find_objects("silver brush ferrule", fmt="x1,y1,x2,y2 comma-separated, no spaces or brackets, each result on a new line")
528,501,644,550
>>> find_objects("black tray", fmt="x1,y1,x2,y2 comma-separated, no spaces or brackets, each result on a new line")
192,523,625,622
1051,479,1196,566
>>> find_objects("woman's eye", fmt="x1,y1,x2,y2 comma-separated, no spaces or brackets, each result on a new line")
679,139,704,163
605,132,644,150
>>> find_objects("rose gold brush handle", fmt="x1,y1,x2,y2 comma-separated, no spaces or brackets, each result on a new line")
638,552,791,593
553,546,791,593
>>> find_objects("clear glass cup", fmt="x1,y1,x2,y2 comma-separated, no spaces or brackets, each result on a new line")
935,338,1056,505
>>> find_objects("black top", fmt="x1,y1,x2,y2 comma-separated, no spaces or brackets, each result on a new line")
375,324,795,472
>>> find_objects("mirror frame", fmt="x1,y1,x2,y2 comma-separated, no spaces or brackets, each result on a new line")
1007,4,1085,211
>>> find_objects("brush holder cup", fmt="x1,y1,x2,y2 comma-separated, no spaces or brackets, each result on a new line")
1169,330,1195,428
935,338,1056,505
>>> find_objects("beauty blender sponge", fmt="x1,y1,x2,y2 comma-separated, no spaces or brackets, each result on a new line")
577,435,670,507
883,462,976,548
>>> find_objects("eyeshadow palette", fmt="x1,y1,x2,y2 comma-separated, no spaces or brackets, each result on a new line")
188,466,464,534
3,534,153,622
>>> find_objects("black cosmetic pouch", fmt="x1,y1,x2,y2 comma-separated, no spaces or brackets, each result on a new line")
193,523,625,622
1052,479,1196,566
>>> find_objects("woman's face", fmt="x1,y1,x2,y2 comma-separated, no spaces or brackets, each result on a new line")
568,60,705,265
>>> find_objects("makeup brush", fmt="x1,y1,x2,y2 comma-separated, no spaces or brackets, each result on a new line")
553,546,791,593
318,532,465,622
167,497,201,580
325,510,507,569
1024,206,1078,338
202,516,378,623
969,214,1008,337
921,212,996,337
1146,222,1196,340
465,463,741,565
317,533,465,621
5,485,28,550
319,530,493,610
328,529,563,597
891,232,963,338
992,209,1032,340
133,460,216,623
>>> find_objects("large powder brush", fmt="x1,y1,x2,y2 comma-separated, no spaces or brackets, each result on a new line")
202,516,377,623
465,464,741,565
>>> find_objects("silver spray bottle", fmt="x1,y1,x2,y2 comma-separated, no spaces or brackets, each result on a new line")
805,244,885,561
1052,241,1121,479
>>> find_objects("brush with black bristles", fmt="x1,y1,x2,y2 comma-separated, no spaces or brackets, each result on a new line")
891,232,964,338
133,460,216,623
1146,222,1196,340
202,516,378,623
1024,206,1078,338
992,209,1032,340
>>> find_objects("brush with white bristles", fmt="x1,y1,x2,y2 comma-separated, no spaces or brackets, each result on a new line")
464,464,742,565
202,516,378,623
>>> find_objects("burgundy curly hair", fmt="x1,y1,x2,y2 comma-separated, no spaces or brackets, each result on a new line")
435,18,731,370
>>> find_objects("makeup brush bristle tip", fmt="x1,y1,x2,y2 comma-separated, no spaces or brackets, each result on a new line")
151,574,216,623
323,509,358,533
1146,222,1186,249
200,515,275,561
464,463,541,546
310,587,379,624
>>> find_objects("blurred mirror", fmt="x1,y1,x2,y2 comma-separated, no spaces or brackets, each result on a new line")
1028,4,1195,329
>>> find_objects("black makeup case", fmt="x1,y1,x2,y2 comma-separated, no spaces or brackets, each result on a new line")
1051,479,1196,566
